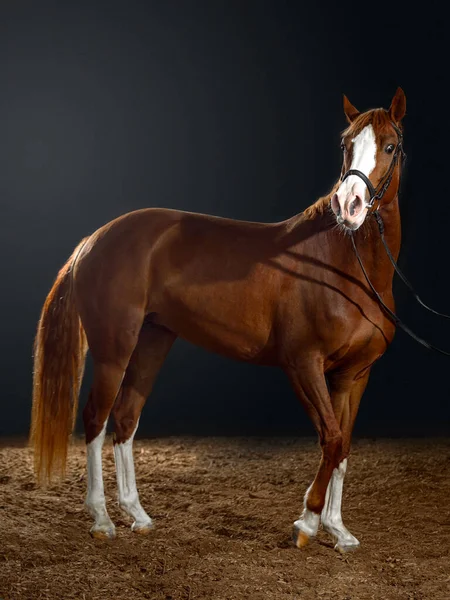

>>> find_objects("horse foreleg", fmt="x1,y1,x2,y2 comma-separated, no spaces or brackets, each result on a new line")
285,359,342,549
321,370,370,552
112,323,176,534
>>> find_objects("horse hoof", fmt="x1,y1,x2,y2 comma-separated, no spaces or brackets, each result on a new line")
90,525,116,540
132,520,154,535
335,540,360,553
292,525,310,549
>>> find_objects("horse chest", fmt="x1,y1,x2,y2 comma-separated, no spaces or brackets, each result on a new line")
282,285,394,369
324,306,395,370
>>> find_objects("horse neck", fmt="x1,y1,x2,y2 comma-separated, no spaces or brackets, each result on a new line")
285,191,402,293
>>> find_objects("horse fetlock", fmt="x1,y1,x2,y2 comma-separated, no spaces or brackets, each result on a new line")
293,509,320,538
85,496,106,518
119,494,152,526
292,510,320,549
322,519,360,551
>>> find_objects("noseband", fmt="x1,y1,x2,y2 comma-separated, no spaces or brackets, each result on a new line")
340,121,406,210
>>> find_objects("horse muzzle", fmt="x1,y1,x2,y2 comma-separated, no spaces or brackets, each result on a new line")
331,187,368,231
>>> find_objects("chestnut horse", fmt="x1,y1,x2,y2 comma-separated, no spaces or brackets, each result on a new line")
31,88,406,552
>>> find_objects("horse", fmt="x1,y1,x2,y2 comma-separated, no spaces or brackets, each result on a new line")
30,87,406,552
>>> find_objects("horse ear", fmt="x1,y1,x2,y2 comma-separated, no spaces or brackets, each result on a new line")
343,94,360,123
389,87,406,123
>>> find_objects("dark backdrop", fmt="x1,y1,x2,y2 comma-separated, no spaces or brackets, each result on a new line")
1,1,449,437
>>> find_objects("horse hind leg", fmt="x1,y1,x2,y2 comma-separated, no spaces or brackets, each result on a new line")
111,322,176,534
83,362,129,539
83,308,145,539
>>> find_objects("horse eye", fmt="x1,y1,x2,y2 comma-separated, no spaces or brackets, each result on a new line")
340,141,346,152
385,144,395,154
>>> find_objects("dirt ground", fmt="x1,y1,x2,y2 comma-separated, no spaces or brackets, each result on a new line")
0,436,449,600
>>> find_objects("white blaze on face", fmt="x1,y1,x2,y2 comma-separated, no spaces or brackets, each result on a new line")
332,124,378,230
345,125,377,195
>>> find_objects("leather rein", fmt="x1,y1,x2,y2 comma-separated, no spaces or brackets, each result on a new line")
342,122,450,357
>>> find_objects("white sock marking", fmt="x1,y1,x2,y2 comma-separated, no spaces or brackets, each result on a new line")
294,483,320,537
114,419,152,530
85,420,115,535
321,459,359,549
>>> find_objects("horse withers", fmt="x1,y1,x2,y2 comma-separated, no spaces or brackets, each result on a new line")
30,88,406,552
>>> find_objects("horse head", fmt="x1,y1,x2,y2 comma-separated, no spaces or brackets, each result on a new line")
330,87,406,230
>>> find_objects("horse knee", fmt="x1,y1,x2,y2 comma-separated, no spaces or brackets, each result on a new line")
340,440,351,462
321,432,343,463
306,433,343,514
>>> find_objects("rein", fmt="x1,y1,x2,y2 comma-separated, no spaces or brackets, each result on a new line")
372,211,450,320
350,219,450,357
344,122,450,356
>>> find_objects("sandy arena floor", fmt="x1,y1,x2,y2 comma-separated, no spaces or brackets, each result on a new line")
0,436,449,599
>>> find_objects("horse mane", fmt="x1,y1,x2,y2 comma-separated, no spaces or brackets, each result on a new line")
302,185,339,221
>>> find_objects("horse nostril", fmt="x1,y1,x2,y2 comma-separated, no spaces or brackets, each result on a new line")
331,193,340,215
349,195,363,217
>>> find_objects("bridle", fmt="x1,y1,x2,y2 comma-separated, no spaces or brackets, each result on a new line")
342,122,450,357
340,121,406,212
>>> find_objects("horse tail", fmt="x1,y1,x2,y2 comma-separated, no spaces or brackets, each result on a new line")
30,238,89,485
